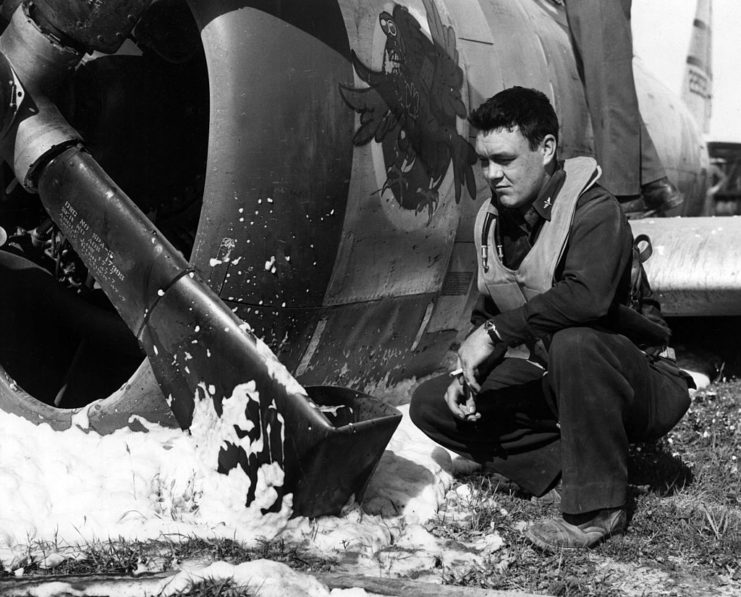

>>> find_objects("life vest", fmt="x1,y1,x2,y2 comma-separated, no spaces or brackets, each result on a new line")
473,156,601,364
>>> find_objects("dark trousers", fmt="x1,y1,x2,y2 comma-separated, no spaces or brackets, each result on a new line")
565,0,665,196
410,327,690,514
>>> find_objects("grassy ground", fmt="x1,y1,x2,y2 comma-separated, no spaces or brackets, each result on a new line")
3,380,739,596
3,536,331,579
428,379,741,596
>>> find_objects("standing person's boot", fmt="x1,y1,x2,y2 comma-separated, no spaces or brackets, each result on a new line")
641,177,684,215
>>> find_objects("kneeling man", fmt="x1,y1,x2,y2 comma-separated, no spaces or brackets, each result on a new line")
410,86,691,551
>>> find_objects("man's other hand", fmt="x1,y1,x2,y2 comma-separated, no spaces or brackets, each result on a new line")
444,377,481,422
457,323,501,393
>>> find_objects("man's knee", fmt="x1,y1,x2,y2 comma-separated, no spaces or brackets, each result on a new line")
549,327,604,364
547,327,630,397
409,390,436,431
409,392,424,425
409,374,452,431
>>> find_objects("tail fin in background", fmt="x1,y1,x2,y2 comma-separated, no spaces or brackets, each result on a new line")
682,0,713,134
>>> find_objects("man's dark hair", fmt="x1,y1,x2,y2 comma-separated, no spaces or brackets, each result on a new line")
468,86,559,149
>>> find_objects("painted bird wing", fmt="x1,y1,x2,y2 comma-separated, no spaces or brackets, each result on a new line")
422,0,458,63
422,0,466,119
422,0,473,200
339,83,399,145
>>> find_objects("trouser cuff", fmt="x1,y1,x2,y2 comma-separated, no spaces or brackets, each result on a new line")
561,480,626,515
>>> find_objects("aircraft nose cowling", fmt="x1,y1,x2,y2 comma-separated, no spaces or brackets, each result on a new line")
0,0,399,518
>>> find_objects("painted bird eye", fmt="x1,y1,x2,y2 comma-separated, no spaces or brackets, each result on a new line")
380,15,398,37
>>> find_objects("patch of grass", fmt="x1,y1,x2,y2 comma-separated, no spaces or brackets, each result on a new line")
2,535,336,581
426,379,741,596
10,536,148,576
173,578,252,597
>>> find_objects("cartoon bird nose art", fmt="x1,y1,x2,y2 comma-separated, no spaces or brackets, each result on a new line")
340,0,476,221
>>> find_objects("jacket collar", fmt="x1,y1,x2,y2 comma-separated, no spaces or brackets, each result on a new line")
531,162,566,221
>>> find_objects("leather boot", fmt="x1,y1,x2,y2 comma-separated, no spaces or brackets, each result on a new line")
525,507,627,552
641,177,684,215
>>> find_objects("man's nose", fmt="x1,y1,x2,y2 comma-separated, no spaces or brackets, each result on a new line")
484,163,503,182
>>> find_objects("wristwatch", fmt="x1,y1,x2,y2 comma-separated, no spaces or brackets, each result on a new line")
483,320,501,344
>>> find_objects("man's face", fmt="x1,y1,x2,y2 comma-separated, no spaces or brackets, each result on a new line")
475,126,555,210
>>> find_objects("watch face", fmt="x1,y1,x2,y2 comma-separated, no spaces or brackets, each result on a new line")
484,320,498,341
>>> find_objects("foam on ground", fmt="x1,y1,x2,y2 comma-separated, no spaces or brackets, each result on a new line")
0,376,482,585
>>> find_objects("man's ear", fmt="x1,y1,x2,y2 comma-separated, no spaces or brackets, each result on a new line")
541,134,557,166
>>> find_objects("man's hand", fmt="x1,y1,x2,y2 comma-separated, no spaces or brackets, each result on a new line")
444,376,481,422
457,322,501,393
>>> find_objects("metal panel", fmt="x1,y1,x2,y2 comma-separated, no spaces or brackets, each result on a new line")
477,1,550,92
190,1,354,310
282,293,447,387
631,217,741,317
425,240,477,333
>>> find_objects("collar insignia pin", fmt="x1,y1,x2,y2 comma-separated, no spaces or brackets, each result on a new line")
544,197,552,209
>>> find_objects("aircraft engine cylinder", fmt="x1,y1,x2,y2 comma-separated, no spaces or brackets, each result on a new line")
0,3,81,95
27,0,154,54
0,3,83,189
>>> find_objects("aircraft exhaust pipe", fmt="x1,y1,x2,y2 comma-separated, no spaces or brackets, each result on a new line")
32,146,399,517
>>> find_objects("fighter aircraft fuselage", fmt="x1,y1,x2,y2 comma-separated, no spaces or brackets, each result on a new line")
186,0,708,390
0,0,711,402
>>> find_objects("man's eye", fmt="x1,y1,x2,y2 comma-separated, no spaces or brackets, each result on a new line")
479,159,488,167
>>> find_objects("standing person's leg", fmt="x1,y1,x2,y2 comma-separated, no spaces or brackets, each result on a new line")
527,326,690,550
565,0,683,214
410,358,561,496
639,121,666,187
565,0,642,197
